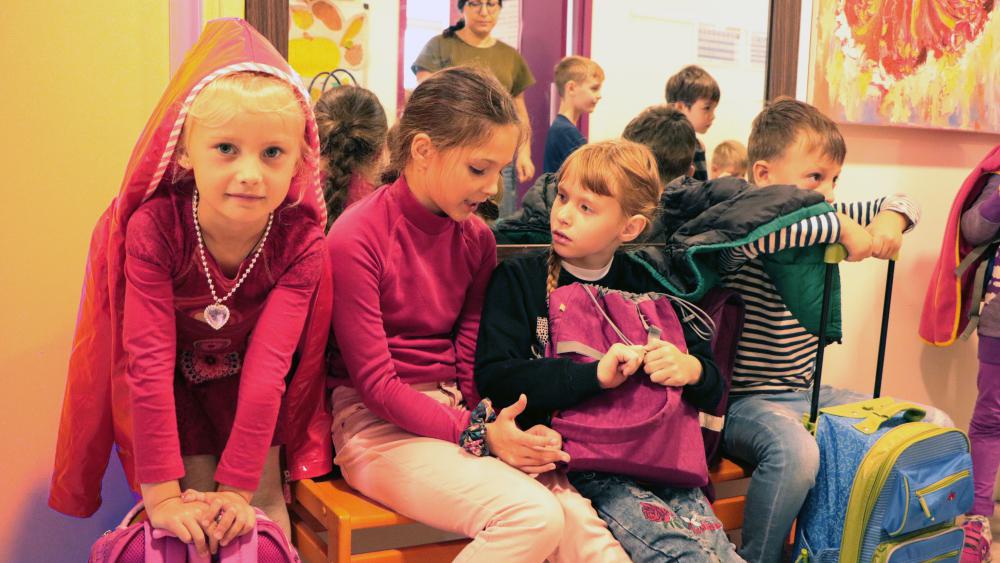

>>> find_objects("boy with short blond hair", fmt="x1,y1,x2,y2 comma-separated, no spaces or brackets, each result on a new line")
665,65,720,181
710,140,748,179
718,97,951,562
543,56,604,174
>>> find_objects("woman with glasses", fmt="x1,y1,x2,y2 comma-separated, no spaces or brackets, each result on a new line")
412,0,536,218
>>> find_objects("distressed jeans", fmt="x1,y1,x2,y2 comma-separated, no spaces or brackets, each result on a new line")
568,472,744,562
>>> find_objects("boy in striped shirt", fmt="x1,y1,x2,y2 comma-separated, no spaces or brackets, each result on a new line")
718,98,951,562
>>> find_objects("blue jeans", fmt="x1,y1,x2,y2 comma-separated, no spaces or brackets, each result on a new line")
722,385,954,563
499,163,518,218
569,472,744,562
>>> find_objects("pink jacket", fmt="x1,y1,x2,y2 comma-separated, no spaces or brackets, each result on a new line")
49,18,333,517
920,144,1000,346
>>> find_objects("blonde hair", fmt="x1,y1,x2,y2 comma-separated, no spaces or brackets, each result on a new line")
179,72,311,169
546,140,662,295
711,140,749,178
554,56,604,97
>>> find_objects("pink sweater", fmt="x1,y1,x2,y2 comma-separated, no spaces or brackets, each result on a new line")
327,178,497,443
123,186,324,491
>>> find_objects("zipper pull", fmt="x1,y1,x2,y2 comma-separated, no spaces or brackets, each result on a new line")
918,495,933,520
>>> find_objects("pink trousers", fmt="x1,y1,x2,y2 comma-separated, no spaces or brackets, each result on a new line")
331,384,630,562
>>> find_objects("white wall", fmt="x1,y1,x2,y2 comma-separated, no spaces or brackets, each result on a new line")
589,0,769,160
366,0,401,120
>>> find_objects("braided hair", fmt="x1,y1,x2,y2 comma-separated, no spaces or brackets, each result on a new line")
314,85,388,228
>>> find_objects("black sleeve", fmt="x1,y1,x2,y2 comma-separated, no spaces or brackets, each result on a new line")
680,318,723,412
474,259,603,427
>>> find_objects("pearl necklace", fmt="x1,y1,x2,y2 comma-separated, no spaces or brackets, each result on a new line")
192,190,273,330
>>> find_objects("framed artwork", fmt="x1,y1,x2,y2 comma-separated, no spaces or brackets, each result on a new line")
808,1,999,132
288,0,370,98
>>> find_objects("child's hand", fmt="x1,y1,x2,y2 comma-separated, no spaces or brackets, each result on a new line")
597,343,645,389
486,394,570,473
643,338,702,387
196,488,256,548
867,211,908,259
147,496,214,556
516,149,535,183
837,213,873,262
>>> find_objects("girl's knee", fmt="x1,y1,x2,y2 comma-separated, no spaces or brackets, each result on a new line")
504,489,565,548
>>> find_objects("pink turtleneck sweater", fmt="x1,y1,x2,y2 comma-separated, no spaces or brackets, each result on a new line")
326,177,496,443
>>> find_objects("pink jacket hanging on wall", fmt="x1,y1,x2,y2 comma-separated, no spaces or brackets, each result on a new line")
920,144,1000,346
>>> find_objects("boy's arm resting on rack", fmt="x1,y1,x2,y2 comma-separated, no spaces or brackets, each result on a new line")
718,211,841,272
832,194,921,260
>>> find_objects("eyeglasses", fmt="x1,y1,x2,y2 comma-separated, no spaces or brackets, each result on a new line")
466,1,501,13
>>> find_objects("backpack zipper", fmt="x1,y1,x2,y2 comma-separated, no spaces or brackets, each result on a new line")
840,423,957,562
915,470,970,520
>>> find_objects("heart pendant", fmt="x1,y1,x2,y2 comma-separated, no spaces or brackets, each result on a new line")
204,303,230,330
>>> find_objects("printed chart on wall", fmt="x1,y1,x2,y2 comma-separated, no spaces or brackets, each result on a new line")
288,0,370,100
493,0,521,50
808,0,999,133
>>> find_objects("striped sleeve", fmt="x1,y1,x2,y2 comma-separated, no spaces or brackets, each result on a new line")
719,211,841,273
835,194,921,232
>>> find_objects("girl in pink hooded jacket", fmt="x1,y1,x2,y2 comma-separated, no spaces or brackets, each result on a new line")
50,19,333,556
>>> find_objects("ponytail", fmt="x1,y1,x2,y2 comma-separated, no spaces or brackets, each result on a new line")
443,18,466,37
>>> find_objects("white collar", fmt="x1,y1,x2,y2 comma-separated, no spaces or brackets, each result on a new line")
561,256,614,282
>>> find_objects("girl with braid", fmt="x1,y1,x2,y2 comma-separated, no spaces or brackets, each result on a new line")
475,140,743,562
314,85,388,227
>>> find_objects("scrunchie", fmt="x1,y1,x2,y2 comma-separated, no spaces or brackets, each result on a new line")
459,398,497,456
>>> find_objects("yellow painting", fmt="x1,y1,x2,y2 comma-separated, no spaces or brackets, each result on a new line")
809,1,999,132
288,0,369,99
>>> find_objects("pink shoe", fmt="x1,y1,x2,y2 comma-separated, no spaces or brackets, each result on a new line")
962,515,992,563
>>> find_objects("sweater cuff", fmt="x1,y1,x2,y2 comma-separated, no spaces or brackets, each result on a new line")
135,461,185,488
685,358,714,395
881,194,921,232
214,464,262,493
979,190,1000,223
567,361,603,397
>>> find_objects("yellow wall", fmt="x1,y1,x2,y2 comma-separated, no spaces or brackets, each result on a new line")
0,2,169,558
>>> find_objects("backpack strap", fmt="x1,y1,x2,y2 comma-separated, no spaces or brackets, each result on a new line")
118,501,146,530
147,521,208,563
554,341,605,360
960,257,993,340
217,509,262,562
956,242,995,277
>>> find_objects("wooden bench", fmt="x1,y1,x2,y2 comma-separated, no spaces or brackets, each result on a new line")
289,458,751,562
290,242,753,561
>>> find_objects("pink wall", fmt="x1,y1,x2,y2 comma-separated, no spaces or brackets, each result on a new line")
518,0,569,200
825,125,1000,430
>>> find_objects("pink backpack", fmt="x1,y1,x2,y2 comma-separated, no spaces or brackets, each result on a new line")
89,502,300,563
545,283,712,487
